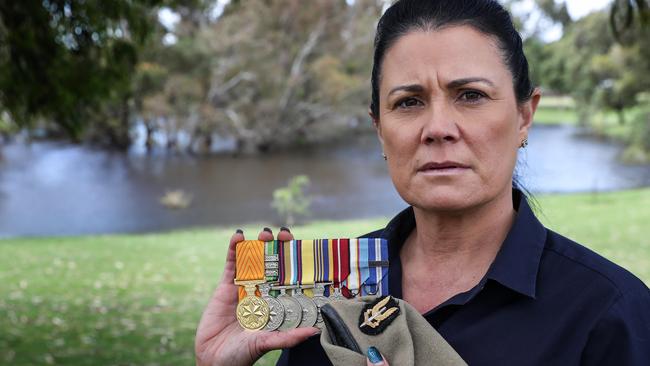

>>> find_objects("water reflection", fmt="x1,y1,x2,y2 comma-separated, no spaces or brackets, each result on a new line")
0,125,648,237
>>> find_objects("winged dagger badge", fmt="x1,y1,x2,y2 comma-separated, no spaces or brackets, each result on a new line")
358,296,400,335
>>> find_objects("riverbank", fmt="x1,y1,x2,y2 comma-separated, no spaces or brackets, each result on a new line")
1,188,649,365
534,96,650,163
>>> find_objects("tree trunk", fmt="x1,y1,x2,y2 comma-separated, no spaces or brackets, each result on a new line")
617,108,625,125
108,97,132,150
145,119,155,151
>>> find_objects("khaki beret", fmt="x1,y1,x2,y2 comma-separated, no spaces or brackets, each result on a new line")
319,295,467,366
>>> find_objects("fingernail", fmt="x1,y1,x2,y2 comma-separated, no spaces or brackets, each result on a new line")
367,346,384,365
236,229,243,234
263,227,272,233
280,226,291,233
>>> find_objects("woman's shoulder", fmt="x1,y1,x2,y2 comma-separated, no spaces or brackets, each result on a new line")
542,230,650,363
542,229,649,301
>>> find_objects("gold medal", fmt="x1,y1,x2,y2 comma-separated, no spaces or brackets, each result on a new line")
235,280,270,330
234,240,270,331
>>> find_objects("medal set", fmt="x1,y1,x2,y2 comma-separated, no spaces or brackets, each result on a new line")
234,239,389,331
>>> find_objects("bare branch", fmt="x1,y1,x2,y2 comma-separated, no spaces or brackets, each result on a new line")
278,17,327,114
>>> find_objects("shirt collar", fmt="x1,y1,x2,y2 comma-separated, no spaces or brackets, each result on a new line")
379,189,546,300
485,190,546,298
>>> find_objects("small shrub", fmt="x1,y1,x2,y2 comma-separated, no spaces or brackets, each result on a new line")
271,175,311,226
622,105,650,164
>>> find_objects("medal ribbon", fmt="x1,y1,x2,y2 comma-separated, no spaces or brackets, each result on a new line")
332,239,351,297
300,240,315,286
265,240,278,282
278,240,288,286
314,239,334,295
343,238,390,296
280,240,301,286
344,239,365,296
235,240,265,301
314,239,337,282
277,238,386,298
362,238,389,296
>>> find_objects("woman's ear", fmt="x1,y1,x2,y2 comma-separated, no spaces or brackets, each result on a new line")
369,108,384,147
517,88,541,141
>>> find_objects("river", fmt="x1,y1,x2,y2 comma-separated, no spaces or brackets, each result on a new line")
0,125,648,237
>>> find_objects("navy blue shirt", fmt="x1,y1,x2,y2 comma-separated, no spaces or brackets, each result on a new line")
277,190,650,365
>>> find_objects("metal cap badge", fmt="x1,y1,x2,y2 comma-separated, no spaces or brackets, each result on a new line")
358,295,400,335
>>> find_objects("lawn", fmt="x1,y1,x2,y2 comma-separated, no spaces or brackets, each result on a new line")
1,189,649,365
533,96,645,144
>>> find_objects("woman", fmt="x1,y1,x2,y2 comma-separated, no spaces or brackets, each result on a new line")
195,1,650,365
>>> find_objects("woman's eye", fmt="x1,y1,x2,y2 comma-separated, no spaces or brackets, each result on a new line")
396,97,422,109
459,90,485,103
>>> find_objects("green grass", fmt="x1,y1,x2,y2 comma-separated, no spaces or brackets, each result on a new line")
533,106,579,125
534,189,650,282
534,95,578,125
1,189,649,365
533,99,642,142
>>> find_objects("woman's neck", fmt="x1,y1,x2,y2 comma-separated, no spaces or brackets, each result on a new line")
399,189,516,312
401,188,516,281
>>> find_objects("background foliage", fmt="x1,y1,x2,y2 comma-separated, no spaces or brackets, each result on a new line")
3,0,646,156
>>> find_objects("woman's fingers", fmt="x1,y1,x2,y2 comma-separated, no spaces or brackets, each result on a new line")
220,229,245,286
366,346,388,366
229,229,245,261
258,227,274,242
277,226,294,242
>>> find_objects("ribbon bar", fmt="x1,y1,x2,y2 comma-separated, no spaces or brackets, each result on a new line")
368,260,389,267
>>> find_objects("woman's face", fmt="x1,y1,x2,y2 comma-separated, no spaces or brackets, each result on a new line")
374,26,539,212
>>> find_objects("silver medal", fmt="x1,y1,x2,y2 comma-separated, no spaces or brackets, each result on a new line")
275,287,302,330
312,282,332,330
330,286,345,301
259,283,285,331
293,286,318,328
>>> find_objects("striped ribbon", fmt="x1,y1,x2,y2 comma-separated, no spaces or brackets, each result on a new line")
278,240,289,286
278,240,317,285
279,240,301,286
235,240,265,301
343,238,389,297
332,239,351,297
314,239,335,296
265,240,278,282
271,238,388,298
314,239,334,283
371,238,390,296
300,240,315,286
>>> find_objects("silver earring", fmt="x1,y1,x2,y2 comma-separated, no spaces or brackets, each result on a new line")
382,153,387,161
520,138,528,148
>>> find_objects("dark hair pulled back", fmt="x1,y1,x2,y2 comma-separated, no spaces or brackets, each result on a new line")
370,0,534,117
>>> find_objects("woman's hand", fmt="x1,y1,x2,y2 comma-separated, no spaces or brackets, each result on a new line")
195,228,319,366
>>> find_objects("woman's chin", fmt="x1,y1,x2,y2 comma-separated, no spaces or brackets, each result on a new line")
400,188,484,213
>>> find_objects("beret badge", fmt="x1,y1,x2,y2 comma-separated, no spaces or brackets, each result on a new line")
358,295,400,335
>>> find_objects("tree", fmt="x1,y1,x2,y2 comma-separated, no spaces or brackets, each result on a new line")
535,0,572,27
532,7,649,123
196,0,381,153
610,0,649,40
134,12,215,153
0,0,203,147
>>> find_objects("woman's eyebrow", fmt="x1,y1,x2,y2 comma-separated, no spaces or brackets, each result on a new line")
447,77,495,89
387,84,424,96
387,77,495,97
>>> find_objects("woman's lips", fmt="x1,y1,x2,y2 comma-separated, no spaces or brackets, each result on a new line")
417,161,470,174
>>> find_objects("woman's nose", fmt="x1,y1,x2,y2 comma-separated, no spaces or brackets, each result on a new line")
420,102,460,145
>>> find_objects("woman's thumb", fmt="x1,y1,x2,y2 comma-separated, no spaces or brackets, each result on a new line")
367,346,388,365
